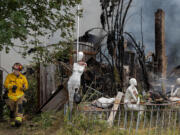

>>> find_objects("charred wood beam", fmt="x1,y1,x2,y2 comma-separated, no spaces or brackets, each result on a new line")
118,36,125,91
155,9,167,78
100,0,133,91
125,32,150,91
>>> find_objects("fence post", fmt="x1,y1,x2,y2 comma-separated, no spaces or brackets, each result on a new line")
107,92,123,127
39,63,56,108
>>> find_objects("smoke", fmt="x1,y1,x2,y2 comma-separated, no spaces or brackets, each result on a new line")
48,0,180,71
125,0,180,71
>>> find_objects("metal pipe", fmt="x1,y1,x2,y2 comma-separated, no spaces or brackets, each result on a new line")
129,110,134,134
76,5,80,62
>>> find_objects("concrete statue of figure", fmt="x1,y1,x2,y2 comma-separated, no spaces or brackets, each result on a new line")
169,78,180,101
67,51,87,112
92,97,115,109
171,78,180,97
124,78,144,114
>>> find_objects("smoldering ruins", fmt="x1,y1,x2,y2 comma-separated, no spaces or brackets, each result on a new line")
37,0,180,113
0,1,180,134
23,1,180,133
73,4,179,99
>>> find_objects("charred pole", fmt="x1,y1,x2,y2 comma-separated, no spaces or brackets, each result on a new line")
155,9,167,94
155,9,167,78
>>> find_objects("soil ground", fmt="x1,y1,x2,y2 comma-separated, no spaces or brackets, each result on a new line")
0,112,63,135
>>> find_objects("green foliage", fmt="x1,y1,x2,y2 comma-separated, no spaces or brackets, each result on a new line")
40,112,53,129
32,42,73,63
32,111,54,129
56,112,126,135
0,0,81,57
61,113,108,135
2,104,10,121
24,74,38,114
53,45,72,62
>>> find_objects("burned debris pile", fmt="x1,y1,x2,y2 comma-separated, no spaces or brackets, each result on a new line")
37,1,180,112
55,8,180,105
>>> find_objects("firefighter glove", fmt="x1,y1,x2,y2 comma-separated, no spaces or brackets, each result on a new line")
3,89,8,100
12,85,17,93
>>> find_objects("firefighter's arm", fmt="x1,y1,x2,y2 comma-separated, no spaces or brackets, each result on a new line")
22,76,28,91
4,75,13,89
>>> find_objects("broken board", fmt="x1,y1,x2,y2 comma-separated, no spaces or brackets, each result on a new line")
107,92,123,127
38,81,68,112
40,88,68,112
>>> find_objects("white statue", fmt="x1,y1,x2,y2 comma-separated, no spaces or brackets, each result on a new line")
169,78,180,101
67,51,87,111
92,97,115,109
124,78,144,113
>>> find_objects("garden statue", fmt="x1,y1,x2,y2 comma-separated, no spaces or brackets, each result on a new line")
169,78,180,101
67,51,87,112
124,78,144,114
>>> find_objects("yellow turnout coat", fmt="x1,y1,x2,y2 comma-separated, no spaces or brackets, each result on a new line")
4,73,28,101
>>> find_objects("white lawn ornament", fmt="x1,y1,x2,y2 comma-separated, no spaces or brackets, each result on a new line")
67,51,86,111
93,97,115,109
124,78,144,114
169,78,180,101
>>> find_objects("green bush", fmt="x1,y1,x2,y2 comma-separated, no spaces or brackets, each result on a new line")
32,111,55,129
2,104,10,121
57,112,124,135
24,75,38,114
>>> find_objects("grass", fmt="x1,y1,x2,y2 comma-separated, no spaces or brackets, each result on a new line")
0,108,179,135
55,110,180,135
0,111,64,135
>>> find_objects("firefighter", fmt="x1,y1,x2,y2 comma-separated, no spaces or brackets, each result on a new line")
4,63,28,127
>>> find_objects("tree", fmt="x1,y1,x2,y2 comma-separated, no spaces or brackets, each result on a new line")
99,0,150,92
125,32,150,91
0,0,81,60
99,0,133,91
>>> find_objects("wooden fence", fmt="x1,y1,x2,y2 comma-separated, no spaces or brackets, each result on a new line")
38,64,68,112
39,64,56,108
